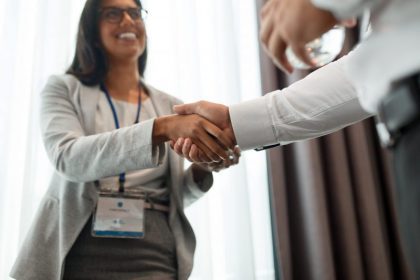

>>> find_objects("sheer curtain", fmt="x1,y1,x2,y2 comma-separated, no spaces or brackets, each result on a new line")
0,0,275,279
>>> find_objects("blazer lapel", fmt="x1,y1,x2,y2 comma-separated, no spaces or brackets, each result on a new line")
147,86,172,117
79,84,101,135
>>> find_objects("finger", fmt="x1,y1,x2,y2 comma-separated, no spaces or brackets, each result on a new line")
189,144,202,162
202,120,234,151
182,138,192,155
260,6,275,48
173,101,201,115
233,146,241,159
260,23,275,56
232,156,239,165
177,115,231,161
174,138,185,155
267,28,293,74
291,43,316,68
192,118,232,159
260,0,280,53
197,149,212,163
191,137,217,162
182,138,193,161
196,129,230,161
260,0,293,74
234,146,241,156
260,0,276,18
221,151,238,168
169,140,175,150
189,147,198,161
340,18,357,28
232,146,241,164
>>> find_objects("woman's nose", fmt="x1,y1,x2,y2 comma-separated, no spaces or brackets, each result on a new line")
120,11,135,26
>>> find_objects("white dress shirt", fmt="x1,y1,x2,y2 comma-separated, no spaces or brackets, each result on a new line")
97,96,170,200
230,0,420,151
230,54,372,150
312,0,420,113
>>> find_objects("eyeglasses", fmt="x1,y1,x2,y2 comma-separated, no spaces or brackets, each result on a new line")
99,7,148,23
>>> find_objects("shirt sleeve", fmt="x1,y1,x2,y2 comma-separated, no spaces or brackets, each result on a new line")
311,0,381,19
229,54,373,151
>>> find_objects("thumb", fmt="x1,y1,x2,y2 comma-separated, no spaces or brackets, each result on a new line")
173,102,200,115
340,18,357,28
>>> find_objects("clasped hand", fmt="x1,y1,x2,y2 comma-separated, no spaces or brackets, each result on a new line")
167,101,239,172
170,138,241,172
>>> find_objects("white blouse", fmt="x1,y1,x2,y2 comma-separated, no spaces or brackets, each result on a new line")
96,93,169,200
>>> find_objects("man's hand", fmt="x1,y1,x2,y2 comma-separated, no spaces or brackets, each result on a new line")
170,137,241,172
153,114,234,162
260,0,338,73
173,101,237,145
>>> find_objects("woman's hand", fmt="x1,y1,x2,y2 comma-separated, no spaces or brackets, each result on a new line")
170,137,241,172
153,114,235,162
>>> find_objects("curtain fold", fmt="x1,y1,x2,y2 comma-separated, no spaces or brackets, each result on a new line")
266,126,412,280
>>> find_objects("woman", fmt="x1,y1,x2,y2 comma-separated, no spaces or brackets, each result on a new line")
10,0,238,279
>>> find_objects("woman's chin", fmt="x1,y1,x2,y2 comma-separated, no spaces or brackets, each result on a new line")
111,50,143,62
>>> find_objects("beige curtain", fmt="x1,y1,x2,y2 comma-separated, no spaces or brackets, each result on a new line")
255,1,413,279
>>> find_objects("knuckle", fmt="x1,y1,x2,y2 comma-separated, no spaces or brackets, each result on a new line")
191,127,199,134
196,101,204,111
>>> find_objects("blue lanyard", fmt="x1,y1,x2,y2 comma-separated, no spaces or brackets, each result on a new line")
100,82,142,193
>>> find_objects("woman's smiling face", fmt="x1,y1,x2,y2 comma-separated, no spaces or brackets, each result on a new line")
98,0,146,62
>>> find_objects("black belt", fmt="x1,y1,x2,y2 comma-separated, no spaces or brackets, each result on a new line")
376,72,420,148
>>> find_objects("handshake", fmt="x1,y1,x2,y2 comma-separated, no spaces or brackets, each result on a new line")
153,101,240,173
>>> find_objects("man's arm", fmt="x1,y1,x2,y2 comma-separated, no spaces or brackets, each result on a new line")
174,54,372,151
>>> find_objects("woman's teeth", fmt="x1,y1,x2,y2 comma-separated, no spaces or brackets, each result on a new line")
118,32,136,40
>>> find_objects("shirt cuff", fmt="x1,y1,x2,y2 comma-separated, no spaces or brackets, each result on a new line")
229,93,279,151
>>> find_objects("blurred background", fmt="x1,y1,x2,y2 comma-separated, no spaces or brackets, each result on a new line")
0,0,275,279
0,0,412,279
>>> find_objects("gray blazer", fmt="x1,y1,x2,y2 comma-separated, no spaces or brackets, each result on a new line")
10,74,213,280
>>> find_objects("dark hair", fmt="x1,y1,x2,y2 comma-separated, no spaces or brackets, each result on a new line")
66,0,147,86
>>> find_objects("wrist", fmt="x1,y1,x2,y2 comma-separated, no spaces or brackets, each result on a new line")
153,116,171,145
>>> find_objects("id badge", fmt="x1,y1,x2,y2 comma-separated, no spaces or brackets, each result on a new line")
92,193,145,239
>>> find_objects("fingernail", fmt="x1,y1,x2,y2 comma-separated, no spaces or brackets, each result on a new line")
226,149,234,160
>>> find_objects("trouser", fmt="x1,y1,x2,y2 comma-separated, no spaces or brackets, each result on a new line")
393,120,420,279
378,72,420,279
